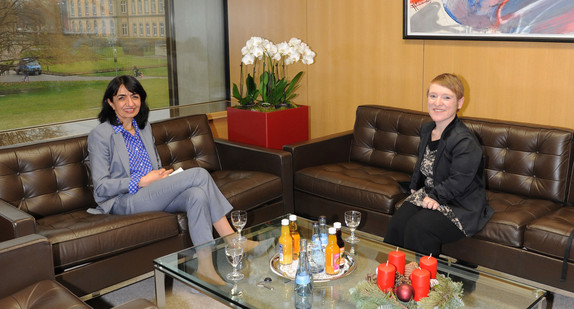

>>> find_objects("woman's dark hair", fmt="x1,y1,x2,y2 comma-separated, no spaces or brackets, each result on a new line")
97,75,149,129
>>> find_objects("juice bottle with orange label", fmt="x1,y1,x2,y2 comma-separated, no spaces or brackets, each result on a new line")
278,218,293,265
325,227,340,275
289,214,301,260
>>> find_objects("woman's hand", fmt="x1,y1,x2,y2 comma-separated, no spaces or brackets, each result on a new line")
422,196,440,210
138,168,174,187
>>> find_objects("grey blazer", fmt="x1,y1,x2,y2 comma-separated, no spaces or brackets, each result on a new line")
87,121,161,214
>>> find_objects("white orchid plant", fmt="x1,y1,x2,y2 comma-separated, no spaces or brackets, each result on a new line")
232,36,316,110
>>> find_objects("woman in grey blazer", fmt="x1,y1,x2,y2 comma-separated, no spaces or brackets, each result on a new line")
88,75,242,285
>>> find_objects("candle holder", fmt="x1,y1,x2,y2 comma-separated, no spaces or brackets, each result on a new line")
350,257,464,308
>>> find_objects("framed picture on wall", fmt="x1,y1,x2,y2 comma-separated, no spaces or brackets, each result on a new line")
404,0,574,42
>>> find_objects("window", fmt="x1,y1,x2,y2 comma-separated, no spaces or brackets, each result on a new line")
0,0,228,146
138,0,142,14
144,0,149,13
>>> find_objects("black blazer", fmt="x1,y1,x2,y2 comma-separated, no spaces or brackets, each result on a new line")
409,116,494,236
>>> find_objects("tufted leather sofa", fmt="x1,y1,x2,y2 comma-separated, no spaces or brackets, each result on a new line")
0,113,292,298
0,234,158,309
285,105,574,293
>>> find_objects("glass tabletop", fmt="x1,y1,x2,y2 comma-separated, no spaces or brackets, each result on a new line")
154,215,546,308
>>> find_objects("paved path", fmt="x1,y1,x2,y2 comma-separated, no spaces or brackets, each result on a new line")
0,70,161,83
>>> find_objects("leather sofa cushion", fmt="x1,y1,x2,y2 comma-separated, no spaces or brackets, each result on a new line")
153,114,220,172
524,207,574,261
351,106,425,175
295,162,410,214
464,119,573,203
0,280,89,309
37,210,180,269
474,191,562,247
0,136,96,218
212,170,282,211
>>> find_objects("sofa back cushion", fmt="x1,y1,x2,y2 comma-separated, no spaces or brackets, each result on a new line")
463,118,573,203
152,114,221,172
350,105,428,175
0,137,96,218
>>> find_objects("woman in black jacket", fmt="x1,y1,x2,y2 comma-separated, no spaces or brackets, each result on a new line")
384,73,494,256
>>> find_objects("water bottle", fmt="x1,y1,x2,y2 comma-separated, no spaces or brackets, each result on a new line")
310,222,325,274
319,216,328,248
295,239,313,309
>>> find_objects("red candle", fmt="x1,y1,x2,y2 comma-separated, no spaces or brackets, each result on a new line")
420,255,437,279
411,268,430,301
376,261,396,292
388,248,405,274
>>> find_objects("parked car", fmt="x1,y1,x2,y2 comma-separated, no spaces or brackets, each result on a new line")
15,58,42,75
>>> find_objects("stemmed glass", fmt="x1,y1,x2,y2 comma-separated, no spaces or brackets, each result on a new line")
231,210,247,243
345,210,361,244
225,240,244,296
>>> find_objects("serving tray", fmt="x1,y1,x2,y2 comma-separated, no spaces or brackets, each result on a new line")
269,252,356,283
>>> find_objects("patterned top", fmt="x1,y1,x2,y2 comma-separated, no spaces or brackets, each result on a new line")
405,139,466,235
113,119,153,194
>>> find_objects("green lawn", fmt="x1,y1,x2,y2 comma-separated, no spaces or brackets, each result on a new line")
0,79,169,131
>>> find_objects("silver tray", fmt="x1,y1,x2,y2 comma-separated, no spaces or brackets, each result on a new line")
269,252,356,283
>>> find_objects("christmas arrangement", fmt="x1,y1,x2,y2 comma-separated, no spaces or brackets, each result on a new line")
350,261,464,309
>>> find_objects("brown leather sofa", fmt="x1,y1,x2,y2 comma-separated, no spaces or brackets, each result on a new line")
0,113,292,298
0,234,158,309
285,105,574,293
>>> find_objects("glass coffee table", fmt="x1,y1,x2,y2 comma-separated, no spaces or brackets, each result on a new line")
154,215,547,308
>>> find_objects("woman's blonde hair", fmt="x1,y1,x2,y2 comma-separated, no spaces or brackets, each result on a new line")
429,73,464,101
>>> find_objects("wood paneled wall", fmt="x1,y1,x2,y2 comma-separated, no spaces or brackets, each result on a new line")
227,0,574,139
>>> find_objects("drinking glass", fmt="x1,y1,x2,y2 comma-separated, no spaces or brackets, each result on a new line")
231,210,247,242
344,210,361,244
225,240,245,282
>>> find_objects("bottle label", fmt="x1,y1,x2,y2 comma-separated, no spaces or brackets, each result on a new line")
296,273,310,285
334,253,340,272
279,244,284,262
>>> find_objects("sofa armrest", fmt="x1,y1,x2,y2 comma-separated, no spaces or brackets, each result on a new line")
0,200,36,242
0,234,54,298
214,138,294,213
284,130,353,172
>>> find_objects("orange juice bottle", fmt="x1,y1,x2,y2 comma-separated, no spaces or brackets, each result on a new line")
325,227,340,275
289,214,301,260
278,218,293,265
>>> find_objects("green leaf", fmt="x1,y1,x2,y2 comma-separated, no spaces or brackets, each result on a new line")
284,71,303,102
232,83,241,100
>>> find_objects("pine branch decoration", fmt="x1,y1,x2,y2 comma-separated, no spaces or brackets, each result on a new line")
418,274,464,309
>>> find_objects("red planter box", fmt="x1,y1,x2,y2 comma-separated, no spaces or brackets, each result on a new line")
227,105,309,150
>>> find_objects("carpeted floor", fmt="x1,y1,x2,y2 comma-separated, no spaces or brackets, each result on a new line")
86,276,229,309
86,275,574,309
